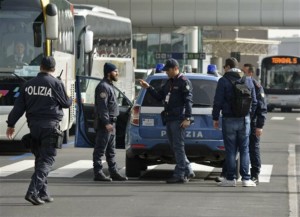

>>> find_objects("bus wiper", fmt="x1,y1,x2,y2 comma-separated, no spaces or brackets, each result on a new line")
11,72,27,83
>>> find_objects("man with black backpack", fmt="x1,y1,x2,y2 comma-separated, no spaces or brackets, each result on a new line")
212,57,257,187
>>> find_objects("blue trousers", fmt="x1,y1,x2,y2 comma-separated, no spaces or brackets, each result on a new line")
166,120,192,178
222,116,251,180
249,122,261,177
27,121,58,197
93,124,118,175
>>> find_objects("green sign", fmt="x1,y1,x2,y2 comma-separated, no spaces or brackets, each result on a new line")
155,52,206,60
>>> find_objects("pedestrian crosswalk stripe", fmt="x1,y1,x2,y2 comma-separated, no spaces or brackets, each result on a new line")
49,160,96,178
0,160,34,177
0,160,273,182
146,163,214,173
296,117,300,121
191,163,214,172
271,117,285,120
259,164,273,183
146,163,215,179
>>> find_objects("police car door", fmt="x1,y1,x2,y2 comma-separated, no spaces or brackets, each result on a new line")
75,76,133,148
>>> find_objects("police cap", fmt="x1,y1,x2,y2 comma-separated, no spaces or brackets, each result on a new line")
162,58,179,71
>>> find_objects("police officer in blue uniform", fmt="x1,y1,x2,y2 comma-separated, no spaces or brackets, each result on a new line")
139,58,195,183
93,62,128,182
243,63,267,184
6,56,72,205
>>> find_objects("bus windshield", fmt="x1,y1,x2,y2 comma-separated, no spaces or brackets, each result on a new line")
0,11,44,77
261,57,300,90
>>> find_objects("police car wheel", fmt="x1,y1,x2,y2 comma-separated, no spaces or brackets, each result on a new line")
125,155,141,177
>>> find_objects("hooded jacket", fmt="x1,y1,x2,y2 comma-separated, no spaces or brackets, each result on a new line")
212,68,257,121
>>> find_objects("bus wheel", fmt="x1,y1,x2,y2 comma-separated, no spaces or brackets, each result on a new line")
126,155,141,177
267,106,274,112
281,108,292,112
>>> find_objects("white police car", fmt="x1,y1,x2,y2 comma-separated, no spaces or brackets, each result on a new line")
126,73,225,177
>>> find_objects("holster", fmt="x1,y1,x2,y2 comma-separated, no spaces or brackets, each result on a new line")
41,129,64,149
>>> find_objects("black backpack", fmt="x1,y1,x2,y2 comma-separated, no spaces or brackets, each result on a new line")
225,75,252,117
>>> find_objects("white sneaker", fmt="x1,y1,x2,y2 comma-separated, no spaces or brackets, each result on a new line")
242,179,256,187
218,178,236,187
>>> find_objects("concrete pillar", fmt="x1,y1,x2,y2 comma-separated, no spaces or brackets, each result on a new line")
187,27,198,71
211,56,223,75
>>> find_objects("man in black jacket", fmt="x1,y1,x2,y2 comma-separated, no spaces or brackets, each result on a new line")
6,56,72,205
243,63,267,184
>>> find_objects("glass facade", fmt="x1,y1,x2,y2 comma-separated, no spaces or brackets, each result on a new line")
133,33,188,69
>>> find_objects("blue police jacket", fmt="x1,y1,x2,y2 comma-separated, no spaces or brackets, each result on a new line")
7,72,72,128
148,73,193,121
252,78,267,128
94,78,119,126
212,69,257,121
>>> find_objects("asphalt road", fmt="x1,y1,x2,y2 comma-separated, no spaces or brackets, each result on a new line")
0,110,299,217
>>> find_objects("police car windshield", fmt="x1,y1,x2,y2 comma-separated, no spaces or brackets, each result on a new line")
141,78,217,107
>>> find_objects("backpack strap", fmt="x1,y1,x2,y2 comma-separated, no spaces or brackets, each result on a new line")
224,73,235,85
241,75,246,82
252,78,261,89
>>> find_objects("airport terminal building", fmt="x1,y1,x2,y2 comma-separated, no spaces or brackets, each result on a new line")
72,0,300,72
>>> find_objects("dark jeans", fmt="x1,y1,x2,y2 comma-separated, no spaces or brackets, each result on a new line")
249,122,261,177
166,120,192,178
93,124,118,175
27,121,58,196
222,116,251,181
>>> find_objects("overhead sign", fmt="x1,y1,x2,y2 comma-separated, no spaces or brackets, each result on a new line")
271,57,298,64
155,52,206,60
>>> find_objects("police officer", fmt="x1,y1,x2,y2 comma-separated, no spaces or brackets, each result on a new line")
93,62,128,182
6,56,72,205
139,58,195,184
243,63,267,184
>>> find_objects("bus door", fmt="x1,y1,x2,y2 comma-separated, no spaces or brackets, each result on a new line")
75,75,133,148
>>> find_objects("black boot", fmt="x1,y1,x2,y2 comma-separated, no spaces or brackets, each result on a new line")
39,194,54,203
25,192,45,205
110,171,128,181
166,176,188,184
94,171,112,182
